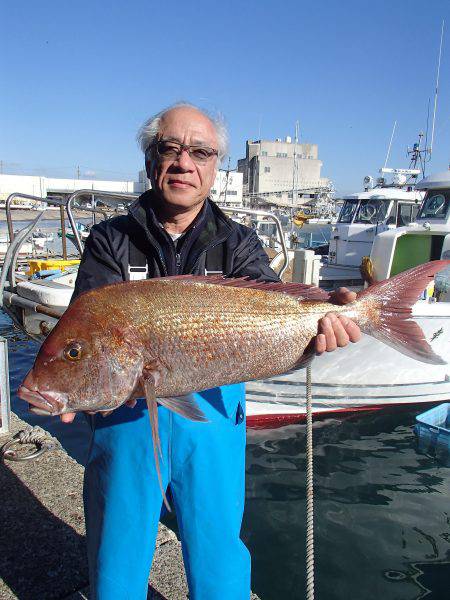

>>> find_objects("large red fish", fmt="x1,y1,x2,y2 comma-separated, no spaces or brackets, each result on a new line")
18,260,448,508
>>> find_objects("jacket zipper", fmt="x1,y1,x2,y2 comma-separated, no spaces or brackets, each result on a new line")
130,214,168,276
191,232,231,273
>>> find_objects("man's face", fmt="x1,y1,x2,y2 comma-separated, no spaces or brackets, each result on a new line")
146,107,219,211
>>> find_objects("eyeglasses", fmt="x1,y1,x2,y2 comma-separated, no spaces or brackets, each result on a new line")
151,139,218,165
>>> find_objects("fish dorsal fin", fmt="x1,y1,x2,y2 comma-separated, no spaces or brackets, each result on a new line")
157,275,330,301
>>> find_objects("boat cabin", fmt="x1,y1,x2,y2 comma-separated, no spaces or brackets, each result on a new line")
328,187,423,268
371,171,450,280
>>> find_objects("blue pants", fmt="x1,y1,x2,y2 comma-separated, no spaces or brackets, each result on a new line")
83,383,250,600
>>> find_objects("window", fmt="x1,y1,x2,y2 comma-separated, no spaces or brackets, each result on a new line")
354,199,391,224
261,151,268,157
264,167,270,173
226,190,237,195
396,203,417,227
338,199,359,223
210,189,217,194
417,191,450,220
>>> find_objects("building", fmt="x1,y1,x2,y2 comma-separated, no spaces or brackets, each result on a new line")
209,170,243,207
237,137,330,209
0,174,142,206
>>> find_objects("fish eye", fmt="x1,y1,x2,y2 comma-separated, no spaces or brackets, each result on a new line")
64,342,82,361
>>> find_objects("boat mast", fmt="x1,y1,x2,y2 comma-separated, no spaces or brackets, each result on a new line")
429,20,445,157
290,121,299,237
383,120,397,169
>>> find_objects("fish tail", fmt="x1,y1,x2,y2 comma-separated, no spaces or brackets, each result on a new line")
354,260,449,365
146,394,171,512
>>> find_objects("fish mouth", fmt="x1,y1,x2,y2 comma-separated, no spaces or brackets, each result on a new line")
17,386,68,415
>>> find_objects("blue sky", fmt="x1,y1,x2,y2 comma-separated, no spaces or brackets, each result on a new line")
2,0,449,194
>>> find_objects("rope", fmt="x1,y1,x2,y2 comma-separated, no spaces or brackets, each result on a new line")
305,364,315,600
1,425,56,462
17,426,53,445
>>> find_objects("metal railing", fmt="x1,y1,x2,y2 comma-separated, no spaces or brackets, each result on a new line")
66,190,138,254
65,191,290,277
2,191,290,278
217,205,289,278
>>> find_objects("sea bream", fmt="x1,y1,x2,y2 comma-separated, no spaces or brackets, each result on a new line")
18,260,449,508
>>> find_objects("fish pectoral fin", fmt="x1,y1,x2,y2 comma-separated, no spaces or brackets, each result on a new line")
141,373,171,513
157,394,208,422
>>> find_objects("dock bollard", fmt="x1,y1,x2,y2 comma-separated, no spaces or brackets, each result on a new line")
292,249,321,286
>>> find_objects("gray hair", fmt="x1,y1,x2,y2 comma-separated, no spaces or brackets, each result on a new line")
136,102,228,162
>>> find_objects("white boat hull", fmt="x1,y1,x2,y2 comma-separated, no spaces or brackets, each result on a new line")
246,302,450,427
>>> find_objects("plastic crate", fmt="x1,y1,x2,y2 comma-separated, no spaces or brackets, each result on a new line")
414,403,450,465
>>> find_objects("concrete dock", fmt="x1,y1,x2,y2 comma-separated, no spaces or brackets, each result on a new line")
0,413,260,599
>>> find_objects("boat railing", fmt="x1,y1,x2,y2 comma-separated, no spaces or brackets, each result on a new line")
65,192,290,277
66,190,138,254
2,191,290,279
217,206,289,278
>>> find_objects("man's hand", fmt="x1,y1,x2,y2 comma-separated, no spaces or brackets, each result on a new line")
315,287,361,354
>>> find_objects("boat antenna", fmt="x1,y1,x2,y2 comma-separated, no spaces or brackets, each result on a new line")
406,132,426,183
423,98,431,176
383,120,397,169
429,19,445,159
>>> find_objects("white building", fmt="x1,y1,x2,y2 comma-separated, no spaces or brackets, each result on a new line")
0,174,142,206
237,137,330,208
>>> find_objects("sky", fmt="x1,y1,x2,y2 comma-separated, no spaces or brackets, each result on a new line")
1,0,449,195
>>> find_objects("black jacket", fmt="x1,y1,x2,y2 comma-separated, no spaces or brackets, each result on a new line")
72,191,280,300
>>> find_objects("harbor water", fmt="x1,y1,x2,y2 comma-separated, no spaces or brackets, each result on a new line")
2,311,450,600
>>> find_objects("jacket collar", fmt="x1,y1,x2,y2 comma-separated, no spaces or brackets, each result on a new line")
128,189,234,245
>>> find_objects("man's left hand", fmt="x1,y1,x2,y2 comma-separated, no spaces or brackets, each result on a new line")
315,287,361,354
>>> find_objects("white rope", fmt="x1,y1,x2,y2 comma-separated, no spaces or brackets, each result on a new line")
305,364,315,599
17,425,53,445
1,425,56,462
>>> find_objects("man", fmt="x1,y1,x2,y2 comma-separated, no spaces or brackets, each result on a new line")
67,103,360,599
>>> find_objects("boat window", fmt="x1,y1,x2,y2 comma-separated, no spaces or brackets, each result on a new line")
338,199,359,223
396,203,418,227
354,199,391,224
417,190,450,220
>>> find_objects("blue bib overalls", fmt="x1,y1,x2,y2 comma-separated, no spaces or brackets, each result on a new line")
83,383,250,599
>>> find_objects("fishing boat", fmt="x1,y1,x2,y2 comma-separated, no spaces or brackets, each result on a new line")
0,235,33,257
31,229,54,250
58,221,90,243
319,169,424,289
245,169,450,426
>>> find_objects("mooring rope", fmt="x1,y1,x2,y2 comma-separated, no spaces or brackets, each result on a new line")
305,364,315,600
1,425,56,461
